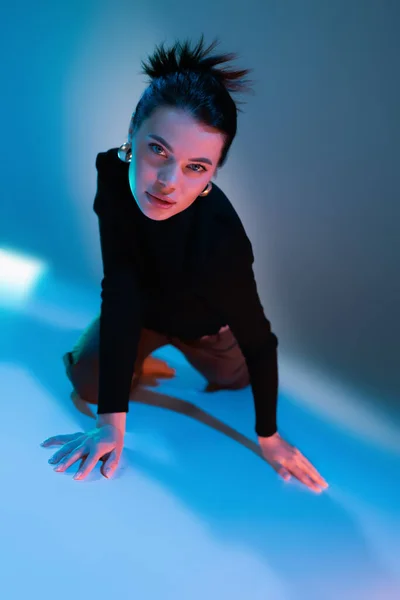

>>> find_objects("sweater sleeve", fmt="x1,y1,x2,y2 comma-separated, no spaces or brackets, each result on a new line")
203,227,279,438
93,152,143,414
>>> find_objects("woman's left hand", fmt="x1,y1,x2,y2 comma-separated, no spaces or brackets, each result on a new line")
258,432,329,493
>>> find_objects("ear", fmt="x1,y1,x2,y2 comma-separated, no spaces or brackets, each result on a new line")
128,112,135,144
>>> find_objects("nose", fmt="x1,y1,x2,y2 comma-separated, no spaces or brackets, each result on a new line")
157,165,178,192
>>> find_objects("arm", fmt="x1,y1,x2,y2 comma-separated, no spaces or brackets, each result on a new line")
208,259,279,438
93,153,143,427
203,231,329,491
197,207,278,438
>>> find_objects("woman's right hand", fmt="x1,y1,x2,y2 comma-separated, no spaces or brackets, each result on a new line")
41,424,124,480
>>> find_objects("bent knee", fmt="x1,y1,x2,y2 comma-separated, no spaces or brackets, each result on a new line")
209,368,250,391
63,352,99,405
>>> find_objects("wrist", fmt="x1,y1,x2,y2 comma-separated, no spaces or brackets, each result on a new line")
96,412,126,435
256,424,278,438
258,431,279,442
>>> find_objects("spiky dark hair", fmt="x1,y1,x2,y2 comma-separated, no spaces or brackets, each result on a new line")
131,34,254,168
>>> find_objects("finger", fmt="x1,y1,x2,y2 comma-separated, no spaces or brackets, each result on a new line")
41,433,84,447
74,452,101,480
270,460,292,481
49,439,84,464
277,466,292,481
296,454,328,487
295,451,321,477
54,445,88,472
289,464,323,492
100,449,121,479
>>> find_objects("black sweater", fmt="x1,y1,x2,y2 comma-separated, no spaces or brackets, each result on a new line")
94,148,279,438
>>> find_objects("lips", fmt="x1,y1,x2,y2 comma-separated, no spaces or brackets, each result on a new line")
147,192,175,204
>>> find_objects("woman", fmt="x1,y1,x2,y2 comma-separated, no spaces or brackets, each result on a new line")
41,36,327,492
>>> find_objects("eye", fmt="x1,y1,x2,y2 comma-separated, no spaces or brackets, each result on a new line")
189,164,207,173
149,143,207,173
149,143,165,156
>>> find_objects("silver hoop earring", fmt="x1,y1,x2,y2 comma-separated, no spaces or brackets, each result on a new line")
118,142,132,163
199,181,213,197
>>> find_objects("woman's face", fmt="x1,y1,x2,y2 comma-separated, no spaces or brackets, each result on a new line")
128,106,225,220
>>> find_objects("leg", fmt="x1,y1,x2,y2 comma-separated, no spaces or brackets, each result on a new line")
170,327,250,392
63,315,170,405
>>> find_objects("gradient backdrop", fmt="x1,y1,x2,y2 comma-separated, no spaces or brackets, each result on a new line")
1,0,399,421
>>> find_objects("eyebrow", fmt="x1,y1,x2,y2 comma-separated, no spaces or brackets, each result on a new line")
148,134,213,166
